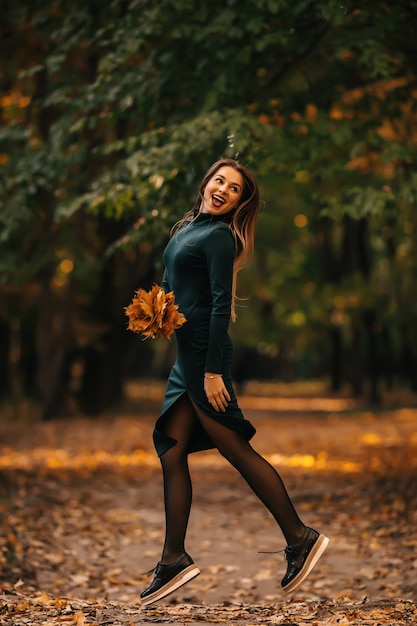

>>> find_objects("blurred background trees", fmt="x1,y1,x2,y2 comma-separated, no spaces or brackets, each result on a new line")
1,0,417,419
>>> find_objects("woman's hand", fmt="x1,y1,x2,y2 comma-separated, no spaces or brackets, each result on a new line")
204,373,231,412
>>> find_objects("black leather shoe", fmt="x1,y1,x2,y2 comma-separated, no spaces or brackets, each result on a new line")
140,552,200,606
281,527,329,593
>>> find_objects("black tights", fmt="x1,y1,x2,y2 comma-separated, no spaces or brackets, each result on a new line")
159,394,306,564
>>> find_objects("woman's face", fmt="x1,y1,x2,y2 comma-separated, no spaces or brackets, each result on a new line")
201,166,243,216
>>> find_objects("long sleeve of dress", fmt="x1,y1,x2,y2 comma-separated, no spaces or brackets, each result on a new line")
203,226,235,373
161,269,170,293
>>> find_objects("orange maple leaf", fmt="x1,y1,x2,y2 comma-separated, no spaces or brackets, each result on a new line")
125,284,187,340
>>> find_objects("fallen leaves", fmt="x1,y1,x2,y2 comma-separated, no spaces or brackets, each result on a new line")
124,284,187,340
0,594,98,626
73,610,87,625
0,384,416,625
0,447,158,472
0,595,416,625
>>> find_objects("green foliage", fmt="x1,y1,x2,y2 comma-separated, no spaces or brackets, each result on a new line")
1,0,417,411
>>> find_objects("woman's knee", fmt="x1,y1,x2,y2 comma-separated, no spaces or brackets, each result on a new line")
197,412,250,467
160,442,188,471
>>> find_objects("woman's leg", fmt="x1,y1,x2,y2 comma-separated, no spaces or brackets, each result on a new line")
190,408,329,594
158,394,198,564
192,407,306,547
140,395,200,606
140,395,200,605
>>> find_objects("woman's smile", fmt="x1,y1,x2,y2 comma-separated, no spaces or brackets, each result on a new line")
201,166,243,215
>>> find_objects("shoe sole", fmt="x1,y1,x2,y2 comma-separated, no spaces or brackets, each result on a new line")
282,534,329,593
140,565,200,606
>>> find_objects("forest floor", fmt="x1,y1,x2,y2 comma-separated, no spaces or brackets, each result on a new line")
0,380,416,625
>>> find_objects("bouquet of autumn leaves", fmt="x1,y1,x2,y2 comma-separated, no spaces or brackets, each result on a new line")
125,284,187,340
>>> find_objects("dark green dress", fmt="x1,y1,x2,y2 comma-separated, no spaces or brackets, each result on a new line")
153,212,256,456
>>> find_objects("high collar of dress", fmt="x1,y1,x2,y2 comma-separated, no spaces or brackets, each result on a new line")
193,210,232,223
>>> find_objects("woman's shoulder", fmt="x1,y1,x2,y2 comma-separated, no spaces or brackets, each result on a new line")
203,221,235,253
206,219,234,236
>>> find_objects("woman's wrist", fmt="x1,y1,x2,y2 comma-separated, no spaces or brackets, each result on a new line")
204,373,223,379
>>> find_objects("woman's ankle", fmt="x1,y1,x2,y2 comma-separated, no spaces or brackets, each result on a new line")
287,525,308,548
160,550,185,565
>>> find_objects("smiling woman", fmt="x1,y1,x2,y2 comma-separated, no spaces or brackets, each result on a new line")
201,166,243,216
137,158,329,606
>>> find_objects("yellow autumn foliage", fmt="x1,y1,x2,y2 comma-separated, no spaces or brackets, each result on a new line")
124,284,187,340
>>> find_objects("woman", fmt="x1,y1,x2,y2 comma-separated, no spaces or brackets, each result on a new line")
140,158,329,606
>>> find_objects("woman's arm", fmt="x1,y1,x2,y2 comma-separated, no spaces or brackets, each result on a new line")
161,269,169,293
203,225,235,372
203,225,235,412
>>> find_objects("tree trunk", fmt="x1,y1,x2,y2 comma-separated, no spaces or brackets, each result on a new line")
363,309,381,404
0,319,11,399
349,325,364,397
78,333,124,416
19,317,38,397
36,271,75,420
329,326,343,392
400,327,417,392
380,327,394,391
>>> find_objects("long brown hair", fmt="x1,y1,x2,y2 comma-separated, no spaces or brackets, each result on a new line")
173,158,260,321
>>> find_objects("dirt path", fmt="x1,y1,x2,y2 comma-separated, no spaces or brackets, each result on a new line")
1,383,416,623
